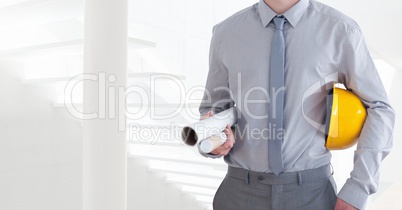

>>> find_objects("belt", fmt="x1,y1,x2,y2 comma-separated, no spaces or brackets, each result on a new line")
227,164,333,185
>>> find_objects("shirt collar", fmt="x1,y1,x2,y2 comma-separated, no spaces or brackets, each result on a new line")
258,0,310,28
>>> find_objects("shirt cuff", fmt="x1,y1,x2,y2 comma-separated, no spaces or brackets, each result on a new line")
199,109,210,117
200,152,223,159
338,178,369,210
197,144,222,159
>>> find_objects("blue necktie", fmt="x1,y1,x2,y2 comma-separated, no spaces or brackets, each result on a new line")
268,16,285,175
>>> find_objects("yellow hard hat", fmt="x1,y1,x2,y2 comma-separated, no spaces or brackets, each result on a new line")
325,83,367,150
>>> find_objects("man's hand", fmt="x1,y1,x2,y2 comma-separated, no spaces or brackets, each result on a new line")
200,110,214,120
200,110,235,156
335,198,358,210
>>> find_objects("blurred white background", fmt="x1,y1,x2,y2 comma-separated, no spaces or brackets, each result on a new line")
0,0,400,209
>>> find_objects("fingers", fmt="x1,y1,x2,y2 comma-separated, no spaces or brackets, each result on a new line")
200,110,214,120
224,124,234,146
211,124,235,156
200,111,235,156
211,139,233,156
208,110,214,117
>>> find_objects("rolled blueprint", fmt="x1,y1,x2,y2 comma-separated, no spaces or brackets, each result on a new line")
181,107,237,146
199,133,227,153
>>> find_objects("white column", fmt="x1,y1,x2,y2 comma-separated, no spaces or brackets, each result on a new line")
83,0,127,210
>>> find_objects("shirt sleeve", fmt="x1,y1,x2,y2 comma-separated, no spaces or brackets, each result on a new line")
199,25,234,116
198,25,234,159
337,26,396,210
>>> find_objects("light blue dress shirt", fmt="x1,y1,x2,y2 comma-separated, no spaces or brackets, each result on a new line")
199,0,395,209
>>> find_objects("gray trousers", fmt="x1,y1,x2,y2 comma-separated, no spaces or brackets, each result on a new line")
213,165,337,210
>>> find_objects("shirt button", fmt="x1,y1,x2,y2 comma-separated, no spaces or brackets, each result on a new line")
257,175,264,181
